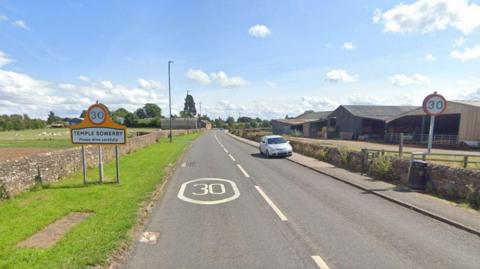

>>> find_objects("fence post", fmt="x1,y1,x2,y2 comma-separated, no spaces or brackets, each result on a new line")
464,156,469,168
361,149,368,173
399,133,404,159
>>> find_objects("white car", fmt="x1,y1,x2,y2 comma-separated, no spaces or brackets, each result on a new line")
259,135,293,158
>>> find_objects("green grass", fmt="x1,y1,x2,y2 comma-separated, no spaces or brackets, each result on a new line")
0,128,164,148
0,132,201,269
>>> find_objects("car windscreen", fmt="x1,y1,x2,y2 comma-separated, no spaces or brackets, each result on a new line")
267,137,287,144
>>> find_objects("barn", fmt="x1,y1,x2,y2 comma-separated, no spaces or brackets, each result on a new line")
386,100,480,145
272,111,331,138
327,105,418,140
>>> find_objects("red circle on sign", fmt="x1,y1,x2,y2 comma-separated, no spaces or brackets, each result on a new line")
87,104,107,125
422,93,447,116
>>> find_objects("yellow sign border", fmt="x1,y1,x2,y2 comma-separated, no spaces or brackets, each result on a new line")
70,103,127,145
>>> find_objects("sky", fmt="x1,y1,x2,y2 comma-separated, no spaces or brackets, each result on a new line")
1,0,480,120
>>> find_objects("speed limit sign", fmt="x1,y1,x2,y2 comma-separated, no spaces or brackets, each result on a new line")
88,104,107,125
422,92,447,116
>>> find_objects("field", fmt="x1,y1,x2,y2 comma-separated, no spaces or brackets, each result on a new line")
0,132,201,269
0,128,163,160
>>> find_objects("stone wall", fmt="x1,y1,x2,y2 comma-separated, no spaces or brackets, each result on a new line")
233,130,480,208
0,130,193,198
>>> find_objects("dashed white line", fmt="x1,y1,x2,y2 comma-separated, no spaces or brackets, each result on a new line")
237,164,250,178
223,148,229,153
254,185,288,221
311,256,330,269
228,154,236,161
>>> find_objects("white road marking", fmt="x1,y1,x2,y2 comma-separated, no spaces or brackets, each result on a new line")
177,178,240,205
237,164,250,178
139,232,160,244
224,148,229,153
228,154,236,161
254,185,288,221
311,256,331,269
181,162,186,167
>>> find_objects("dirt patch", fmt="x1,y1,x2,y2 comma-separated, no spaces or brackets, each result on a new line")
17,212,93,248
0,148,62,161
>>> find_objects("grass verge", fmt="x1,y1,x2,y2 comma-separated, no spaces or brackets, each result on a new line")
0,132,201,269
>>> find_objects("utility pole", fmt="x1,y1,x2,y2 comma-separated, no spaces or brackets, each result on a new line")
168,60,173,143
199,102,202,118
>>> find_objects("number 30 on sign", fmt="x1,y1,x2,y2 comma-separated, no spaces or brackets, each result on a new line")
423,92,447,116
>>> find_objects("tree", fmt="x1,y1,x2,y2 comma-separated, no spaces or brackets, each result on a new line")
226,116,235,126
47,111,62,124
134,108,147,119
143,103,161,118
113,108,129,118
183,93,197,117
124,112,138,127
80,110,87,118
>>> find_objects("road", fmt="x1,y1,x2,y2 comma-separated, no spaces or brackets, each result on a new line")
124,130,480,269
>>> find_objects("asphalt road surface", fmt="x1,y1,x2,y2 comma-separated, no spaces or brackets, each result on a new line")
124,130,480,269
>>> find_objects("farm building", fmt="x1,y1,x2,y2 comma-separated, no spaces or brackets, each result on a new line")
272,111,331,138
386,100,480,145
327,105,418,140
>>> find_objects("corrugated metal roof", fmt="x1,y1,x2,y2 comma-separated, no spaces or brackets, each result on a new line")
342,105,419,121
295,111,332,120
451,100,480,107
272,118,319,125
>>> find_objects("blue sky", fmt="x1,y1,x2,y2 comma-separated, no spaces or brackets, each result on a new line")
1,0,480,119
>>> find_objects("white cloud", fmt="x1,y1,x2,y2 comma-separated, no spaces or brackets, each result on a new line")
205,96,338,120
100,80,114,89
0,67,168,118
0,14,8,22
425,53,436,61
325,69,357,83
374,0,480,35
343,42,356,51
389,73,431,87
248,24,272,38
450,45,480,61
12,20,29,30
265,81,276,87
454,36,466,46
186,68,211,84
138,79,163,90
210,71,247,88
0,51,13,67
78,75,89,81
186,68,247,88
59,83,75,90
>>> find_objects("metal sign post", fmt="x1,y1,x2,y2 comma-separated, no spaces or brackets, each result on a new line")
98,145,104,183
427,115,435,154
70,103,127,184
81,145,87,184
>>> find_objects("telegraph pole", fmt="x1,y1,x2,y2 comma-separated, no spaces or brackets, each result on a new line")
168,60,173,143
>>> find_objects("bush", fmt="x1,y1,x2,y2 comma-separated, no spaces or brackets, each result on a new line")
468,192,480,209
290,130,303,137
0,184,8,201
369,155,395,181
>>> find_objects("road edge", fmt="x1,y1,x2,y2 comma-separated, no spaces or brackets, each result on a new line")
101,133,203,269
226,131,480,237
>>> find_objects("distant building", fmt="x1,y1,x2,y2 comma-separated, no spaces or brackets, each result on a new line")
386,100,480,145
327,105,418,140
160,118,198,129
272,111,332,138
